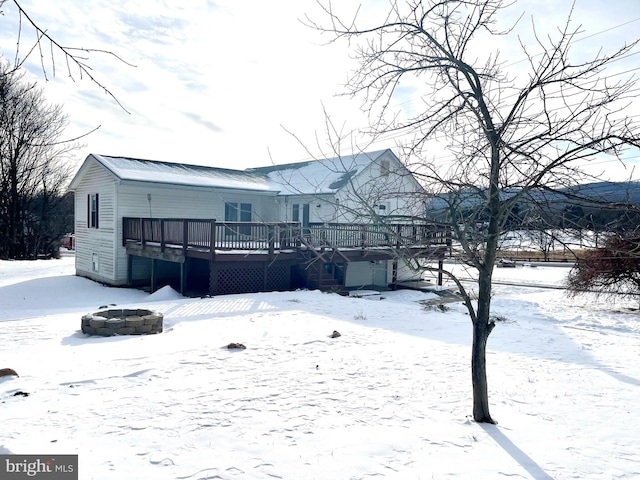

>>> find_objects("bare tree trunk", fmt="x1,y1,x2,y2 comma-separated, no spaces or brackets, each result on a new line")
472,264,497,423
472,322,494,422
8,157,19,258
469,131,500,423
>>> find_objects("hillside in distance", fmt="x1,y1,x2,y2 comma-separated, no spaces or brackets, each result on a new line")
426,181,640,229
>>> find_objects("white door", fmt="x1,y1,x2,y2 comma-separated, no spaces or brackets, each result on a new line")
372,260,387,286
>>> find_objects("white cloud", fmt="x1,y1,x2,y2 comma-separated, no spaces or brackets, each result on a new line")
1,0,639,178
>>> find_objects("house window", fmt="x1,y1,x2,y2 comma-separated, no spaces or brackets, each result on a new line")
92,253,99,272
88,193,99,228
224,202,252,236
239,203,252,236
225,202,238,222
380,159,390,177
240,203,252,222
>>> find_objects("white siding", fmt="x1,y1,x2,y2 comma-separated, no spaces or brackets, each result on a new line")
335,151,425,223
395,258,424,282
73,161,119,284
345,260,391,288
117,182,278,221
274,194,338,223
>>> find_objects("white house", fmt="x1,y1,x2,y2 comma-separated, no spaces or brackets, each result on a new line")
68,149,448,295
250,149,427,224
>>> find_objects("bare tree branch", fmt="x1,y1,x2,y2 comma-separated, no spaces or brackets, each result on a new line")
3,0,135,112
308,0,640,423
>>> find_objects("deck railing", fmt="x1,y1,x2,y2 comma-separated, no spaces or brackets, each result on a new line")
123,218,300,254
306,222,450,248
122,217,450,253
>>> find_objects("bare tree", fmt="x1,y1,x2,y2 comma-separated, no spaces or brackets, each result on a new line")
1,0,131,111
309,0,640,422
0,63,76,259
567,231,640,301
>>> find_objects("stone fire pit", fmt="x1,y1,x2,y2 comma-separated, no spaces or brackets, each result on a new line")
81,309,163,337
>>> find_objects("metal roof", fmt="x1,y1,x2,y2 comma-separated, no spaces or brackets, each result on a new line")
252,149,391,195
69,149,394,195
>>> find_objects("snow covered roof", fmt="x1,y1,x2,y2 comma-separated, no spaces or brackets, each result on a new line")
82,154,275,191
253,149,392,195
69,150,394,195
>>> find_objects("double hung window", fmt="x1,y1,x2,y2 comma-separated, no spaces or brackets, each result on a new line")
88,194,99,228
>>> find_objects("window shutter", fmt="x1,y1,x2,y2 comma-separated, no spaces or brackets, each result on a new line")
87,194,90,227
95,194,99,228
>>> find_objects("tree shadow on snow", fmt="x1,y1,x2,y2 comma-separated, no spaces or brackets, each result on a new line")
481,424,555,480
342,292,640,389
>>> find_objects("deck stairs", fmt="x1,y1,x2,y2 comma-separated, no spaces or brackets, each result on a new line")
296,236,348,293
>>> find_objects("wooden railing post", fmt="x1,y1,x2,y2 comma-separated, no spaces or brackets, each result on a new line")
295,223,302,249
183,220,188,255
268,224,275,256
140,218,145,246
210,220,216,261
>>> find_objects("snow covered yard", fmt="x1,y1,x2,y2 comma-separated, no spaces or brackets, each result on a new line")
1,256,638,479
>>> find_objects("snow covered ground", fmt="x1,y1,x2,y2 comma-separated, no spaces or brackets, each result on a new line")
0,255,638,479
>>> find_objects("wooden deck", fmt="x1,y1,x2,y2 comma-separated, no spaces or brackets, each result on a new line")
122,217,451,257
122,217,450,295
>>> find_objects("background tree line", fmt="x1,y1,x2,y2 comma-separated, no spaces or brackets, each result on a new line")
1,0,125,260
0,63,75,259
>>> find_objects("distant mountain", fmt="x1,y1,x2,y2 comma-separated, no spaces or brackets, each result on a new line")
556,181,640,205
426,181,640,229
427,181,640,210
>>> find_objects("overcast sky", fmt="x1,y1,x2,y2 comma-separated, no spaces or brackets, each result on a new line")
1,0,640,180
